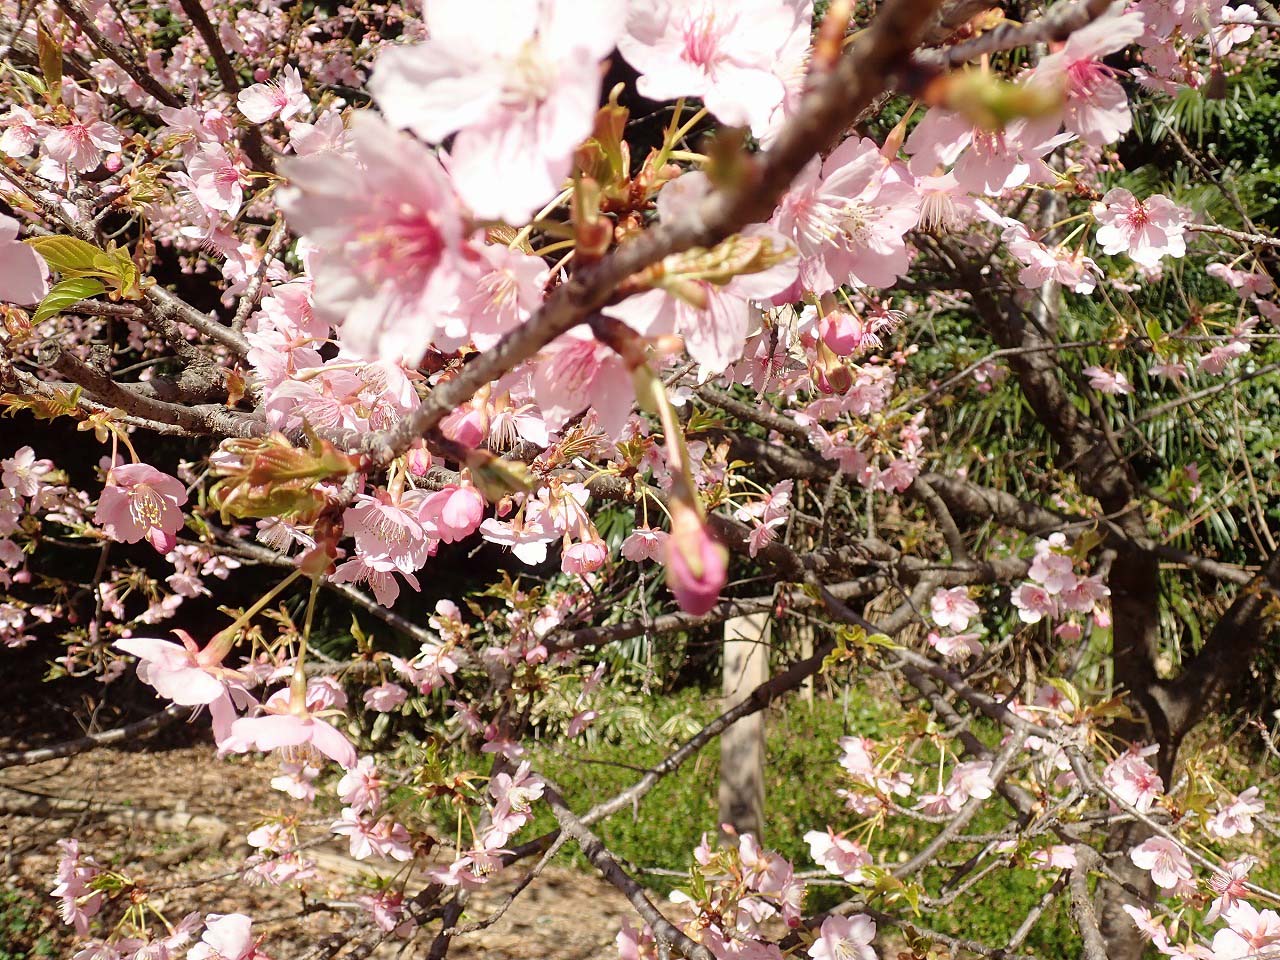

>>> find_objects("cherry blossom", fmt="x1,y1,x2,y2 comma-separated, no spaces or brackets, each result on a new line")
905,111,1064,196
1211,902,1280,960
1083,364,1134,395
805,828,871,883
0,212,49,305
618,0,800,138
95,463,188,554
188,143,248,217
2,446,52,498
43,116,122,173
1093,188,1189,268
228,692,358,769
1029,8,1146,145
771,136,921,292
237,66,311,124
0,105,40,157
278,113,479,364
1206,787,1264,839
370,0,626,223
189,914,259,960
930,586,980,632
1213,5,1257,54
809,915,877,960
1102,745,1164,812
1129,836,1194,889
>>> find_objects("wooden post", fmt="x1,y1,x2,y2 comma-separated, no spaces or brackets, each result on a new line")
796,621,815,705
719,613,770,843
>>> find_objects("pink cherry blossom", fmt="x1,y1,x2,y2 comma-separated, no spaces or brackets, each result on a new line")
370,0,626,223
1002,222,1100,293
804,828,871,883
529,330,636,437
228,698,358,769
0,212,49,305
113,633,234,708
1206,787,1264,839
1213,5,1257,54
337,756,385,814
2,446,53,498
1029,9,1146,145
948,760,995,803
331,807,413,861
927,630,985,659
437,244,549,352
808,915,877,960
1123,904,1170,949
188,143,248,217
95,463,188,553
1011,583,1058,623
1083,364,1134,395
1212,902,1280,960
618,0,799,138
51,839,103,935
278,113,478,364
420,486,486,544
189,914,258,960
237,66,311,124
562,538,609,575
621,526,669,562
930,586,980,632
1093,188,1189,268
358,891,416,939
1207,856,1258,923
43,118,122,173
905,110,1063,196
270,760,320,801
772,136,921,293
1128,837,1193,889
0,106,40,158
1102,745,1164,812
362,682,408,713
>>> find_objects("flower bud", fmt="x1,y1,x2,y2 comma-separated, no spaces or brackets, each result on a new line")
405,441,432,477
664,502,728,615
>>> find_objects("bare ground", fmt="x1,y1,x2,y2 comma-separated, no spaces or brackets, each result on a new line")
0,742,636,960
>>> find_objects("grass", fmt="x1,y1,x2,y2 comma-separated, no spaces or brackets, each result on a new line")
0,889,54,960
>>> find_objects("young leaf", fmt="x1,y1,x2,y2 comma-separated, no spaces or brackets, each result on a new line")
32,277,107,323
26,236,106,276
37,24,62,105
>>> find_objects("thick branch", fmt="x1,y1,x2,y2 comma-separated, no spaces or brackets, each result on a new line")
0,704,185,769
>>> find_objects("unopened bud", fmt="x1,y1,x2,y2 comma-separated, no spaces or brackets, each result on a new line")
665,500,728,615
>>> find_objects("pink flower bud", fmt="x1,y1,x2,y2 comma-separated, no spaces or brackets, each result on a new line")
405,442,431,477
819,310,871,357
664,508,728,615
441,405,486,449
418,486,485,543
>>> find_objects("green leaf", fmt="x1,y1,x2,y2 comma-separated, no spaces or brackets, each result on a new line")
32,277,106,323
26,236,105,276
26,236,143,298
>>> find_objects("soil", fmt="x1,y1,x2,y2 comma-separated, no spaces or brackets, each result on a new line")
0,738,637,960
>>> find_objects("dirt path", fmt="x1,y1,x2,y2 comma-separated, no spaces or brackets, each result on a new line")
1,744,636,960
